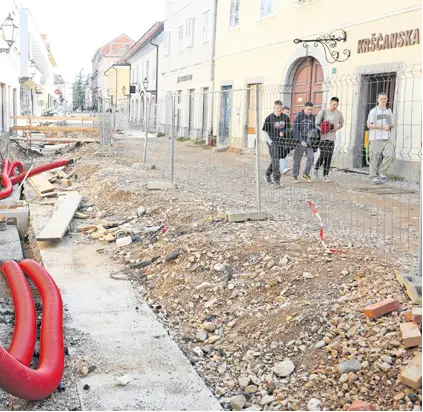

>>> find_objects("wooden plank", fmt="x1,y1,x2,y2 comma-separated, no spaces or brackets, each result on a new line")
11,137,99,143
28,174,55,194
11,125,99,133
37,192,82,241
10,116,100,121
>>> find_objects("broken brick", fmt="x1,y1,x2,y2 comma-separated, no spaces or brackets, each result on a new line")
348,400,374,411
363,298,399,319
400,322,422,348
405,311,413,322
412,307,422,324
400,353,422,389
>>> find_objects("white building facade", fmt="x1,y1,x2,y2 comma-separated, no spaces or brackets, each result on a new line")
19,8,56,117
160,0,217,140
124,22,164,129
0,1,20,136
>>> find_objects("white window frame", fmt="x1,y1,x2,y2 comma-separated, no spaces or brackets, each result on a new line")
260,0,273,18
186,18,195,48
164,31,171,56
229,0,240,29
202,10,210,43
178,25,184,53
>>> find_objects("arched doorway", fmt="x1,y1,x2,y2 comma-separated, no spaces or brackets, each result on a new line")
290,57,323,120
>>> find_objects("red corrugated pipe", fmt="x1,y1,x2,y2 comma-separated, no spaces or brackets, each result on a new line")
0,260,64,400
7,161,24,177
0,159,13,199
10,159,70,185
1,260,36,366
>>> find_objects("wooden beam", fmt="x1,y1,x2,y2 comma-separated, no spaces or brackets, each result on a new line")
28,174,55,194
10,116,100,121
11,125,99,133
11,137,99,143
37,192,82,241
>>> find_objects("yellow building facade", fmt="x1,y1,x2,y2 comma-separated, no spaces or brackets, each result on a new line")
213,0,421,177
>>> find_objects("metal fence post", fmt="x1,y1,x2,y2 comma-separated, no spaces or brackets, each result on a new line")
170,94,176,183
418,155,422,277
143,98,151,163
255,85,262,212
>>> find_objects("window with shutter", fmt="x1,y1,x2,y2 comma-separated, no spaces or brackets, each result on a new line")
178,26,184,52
202,11,210,43
260,0,273,17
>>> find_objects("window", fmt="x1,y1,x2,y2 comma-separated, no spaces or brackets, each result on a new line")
186,18,195,47
229,0,240,28
260,0,273,17
202,11,210,43
178,26,184,52
164,32,171,56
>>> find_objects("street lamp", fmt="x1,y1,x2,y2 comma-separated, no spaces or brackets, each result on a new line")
30,60,37,77
19,60,37,83
143,77,149,91
0,13,18,54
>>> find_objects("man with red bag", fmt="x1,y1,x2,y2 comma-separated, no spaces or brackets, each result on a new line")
314,97,344,182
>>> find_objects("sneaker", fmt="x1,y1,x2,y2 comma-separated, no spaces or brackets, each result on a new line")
282,167,291,175
372,177,381,185
322,176,331,182
313,169,319,180
274,182,281,189
292,177,299,184
379,173,387,183
264,175,273,184
302,173,313,182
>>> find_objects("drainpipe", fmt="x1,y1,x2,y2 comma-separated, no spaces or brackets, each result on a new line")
209,0,218,140
150,41,159,101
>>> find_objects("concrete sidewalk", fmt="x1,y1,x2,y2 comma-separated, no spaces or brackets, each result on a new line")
30,202,221,411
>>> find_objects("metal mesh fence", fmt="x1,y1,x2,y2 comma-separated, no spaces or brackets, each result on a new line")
100,65,422,260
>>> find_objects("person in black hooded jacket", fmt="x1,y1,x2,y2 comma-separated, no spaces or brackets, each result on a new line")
292,101,318,182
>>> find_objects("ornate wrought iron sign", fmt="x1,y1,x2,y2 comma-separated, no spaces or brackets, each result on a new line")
293,29,351,64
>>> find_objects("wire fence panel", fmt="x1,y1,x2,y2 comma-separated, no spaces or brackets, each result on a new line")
100,65,421,262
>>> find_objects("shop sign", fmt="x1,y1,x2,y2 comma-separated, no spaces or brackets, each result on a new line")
357,29,420,54
177,74,193,83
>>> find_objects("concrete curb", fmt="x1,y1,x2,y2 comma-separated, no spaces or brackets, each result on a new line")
397,272,422,305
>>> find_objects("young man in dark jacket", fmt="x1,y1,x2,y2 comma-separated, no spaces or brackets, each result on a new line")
262,100,292,188
292,102,318,183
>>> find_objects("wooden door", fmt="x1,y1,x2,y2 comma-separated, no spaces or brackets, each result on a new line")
291,57,323,121
247,84,262,145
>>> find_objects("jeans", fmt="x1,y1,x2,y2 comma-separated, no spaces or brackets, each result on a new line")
292,144,314,177
315,140,335,176
369,139,395,178
265,143,287,183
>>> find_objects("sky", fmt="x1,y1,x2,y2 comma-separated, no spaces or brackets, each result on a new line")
19,0,165,82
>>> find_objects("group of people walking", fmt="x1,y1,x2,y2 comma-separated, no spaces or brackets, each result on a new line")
262,92,394,187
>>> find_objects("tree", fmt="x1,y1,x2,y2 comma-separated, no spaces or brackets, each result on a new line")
72,69,86,111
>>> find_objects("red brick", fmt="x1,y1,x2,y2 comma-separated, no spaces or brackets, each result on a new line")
400,353,422,389
400,322,422,348
412,307,422,324
405,310,413,322
363,298,400,319
348,400,374,411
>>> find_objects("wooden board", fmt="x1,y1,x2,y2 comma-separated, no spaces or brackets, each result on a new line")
11,125,99,133
11,137,99,143
37,192,82,241
28,174,55,194
10,116,100,121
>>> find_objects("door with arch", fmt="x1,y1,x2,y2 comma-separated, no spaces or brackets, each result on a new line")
290,57,323,121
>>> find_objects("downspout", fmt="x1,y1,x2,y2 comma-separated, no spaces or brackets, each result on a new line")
150,40,160,131
209,0,218,140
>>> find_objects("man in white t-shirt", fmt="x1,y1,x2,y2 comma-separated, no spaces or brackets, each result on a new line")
367,92,395,185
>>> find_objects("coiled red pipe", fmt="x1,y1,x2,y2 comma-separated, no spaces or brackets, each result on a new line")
10,159,70,185
7,161,24,177
0,159,13,199
1,260,36,366
0,260,64,400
